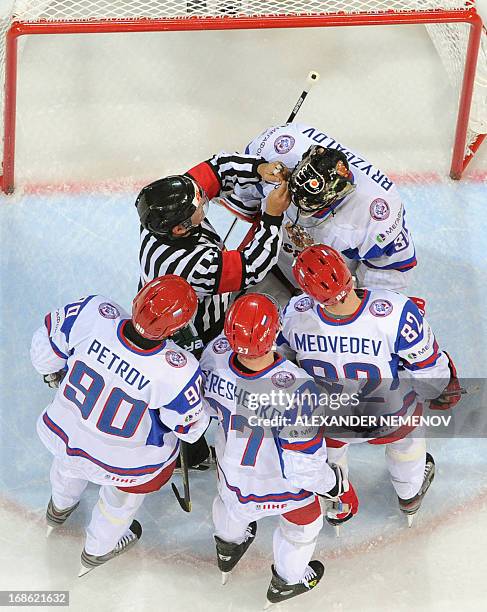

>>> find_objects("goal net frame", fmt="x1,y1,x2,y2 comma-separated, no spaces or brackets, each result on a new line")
0,3,485,193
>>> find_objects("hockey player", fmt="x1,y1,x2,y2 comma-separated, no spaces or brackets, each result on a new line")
278,244,462,524
137,152,290,347
30,275,210,575
200,293,358,605
222,123,416,293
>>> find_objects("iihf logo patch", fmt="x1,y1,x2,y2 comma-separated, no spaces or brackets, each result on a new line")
370,198,390,221
165,350,187,368
98,302,120,319
294,296,314,312
369,299,393,317
274,135,295,154
213,337,231,354
272,370,296,388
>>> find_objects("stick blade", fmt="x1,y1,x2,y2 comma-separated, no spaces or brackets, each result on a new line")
171,483,191,513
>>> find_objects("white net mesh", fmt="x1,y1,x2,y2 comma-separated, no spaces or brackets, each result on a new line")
5,1,480,20
0,0,485,184
427,20,487,145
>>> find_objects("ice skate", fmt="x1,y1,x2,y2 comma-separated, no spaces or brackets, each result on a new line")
398,453,435,527
215,521,257,585
46,497,79,536
78,520,142,577
265,560,324,607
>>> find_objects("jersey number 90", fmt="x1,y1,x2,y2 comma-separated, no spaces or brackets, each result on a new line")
64,360,147,438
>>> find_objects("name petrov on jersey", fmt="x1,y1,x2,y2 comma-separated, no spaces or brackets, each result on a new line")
301,127,393,192
293,333,383,357
87,339,150,390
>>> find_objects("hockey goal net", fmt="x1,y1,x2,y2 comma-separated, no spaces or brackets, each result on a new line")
0,1,486,193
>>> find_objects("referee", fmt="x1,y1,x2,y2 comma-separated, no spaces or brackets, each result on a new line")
136,151,290,347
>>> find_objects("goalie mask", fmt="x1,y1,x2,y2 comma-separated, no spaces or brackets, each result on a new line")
136,175,209,239
289,146,356,216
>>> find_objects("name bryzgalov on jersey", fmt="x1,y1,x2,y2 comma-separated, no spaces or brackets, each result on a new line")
300,127,393,192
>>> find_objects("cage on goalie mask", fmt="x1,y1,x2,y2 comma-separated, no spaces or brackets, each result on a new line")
136,175,208,238
289,146,356,216
224,293,281,358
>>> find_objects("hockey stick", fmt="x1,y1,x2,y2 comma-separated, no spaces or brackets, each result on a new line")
440,384,480,398
171,441,192,513
286,70,320,123
223,70,321,247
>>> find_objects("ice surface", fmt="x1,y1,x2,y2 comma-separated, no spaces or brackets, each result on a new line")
1,20,487,612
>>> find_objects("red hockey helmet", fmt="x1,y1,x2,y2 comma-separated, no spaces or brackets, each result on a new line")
132,275,197,340
293,244,353,306
224,293,281,358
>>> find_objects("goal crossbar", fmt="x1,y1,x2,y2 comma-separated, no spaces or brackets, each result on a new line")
1,8,485,193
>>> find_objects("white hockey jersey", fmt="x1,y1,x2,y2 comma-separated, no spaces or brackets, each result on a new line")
224,123,416,292
30,295,209,487
278,290,450,440
200,336,337,520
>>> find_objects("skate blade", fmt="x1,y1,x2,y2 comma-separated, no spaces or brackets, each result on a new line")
221,571,230,586
46,525,55,538
78,564,94,577
335,525,340,538
407,514,415,528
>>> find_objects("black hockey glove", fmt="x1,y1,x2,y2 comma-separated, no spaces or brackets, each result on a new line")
43,369,66,389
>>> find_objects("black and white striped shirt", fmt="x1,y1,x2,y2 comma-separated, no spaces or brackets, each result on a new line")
138,151,283,343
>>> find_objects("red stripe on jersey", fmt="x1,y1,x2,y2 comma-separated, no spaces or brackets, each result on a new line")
282,496,321,525
410,341,440,370
281,430,323,452
117,460,177,494
325,437,348,448
186,161,221,199
368,402,423,445
218,250,244,293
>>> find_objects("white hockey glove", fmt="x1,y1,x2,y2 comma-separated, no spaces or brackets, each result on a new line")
319,464,359,525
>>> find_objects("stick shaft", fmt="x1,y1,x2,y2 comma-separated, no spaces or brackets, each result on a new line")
180,442,191,503
287,91,310,123
286,71,320,123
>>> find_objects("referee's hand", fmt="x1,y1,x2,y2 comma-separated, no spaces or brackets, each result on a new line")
265,180,290,217
257,161,290,183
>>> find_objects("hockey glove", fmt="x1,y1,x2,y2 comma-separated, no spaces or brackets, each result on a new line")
319,464,359,525
43,369,66,389
430,352,462,410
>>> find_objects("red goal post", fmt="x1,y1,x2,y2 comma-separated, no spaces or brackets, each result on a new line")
0,1,486,193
